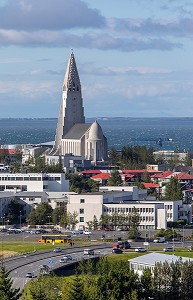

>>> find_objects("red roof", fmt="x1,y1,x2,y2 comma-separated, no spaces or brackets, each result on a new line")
151,171,174,179
0,149,17,155
121,174,134,178
80,170,102,175
175,172,193,180
122,169,162,174
143,182,160,189
91,173,110,180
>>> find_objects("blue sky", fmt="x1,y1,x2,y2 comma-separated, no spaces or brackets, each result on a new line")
0,0,192,118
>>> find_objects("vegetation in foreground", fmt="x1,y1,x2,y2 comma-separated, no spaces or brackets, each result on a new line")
21,255,193,300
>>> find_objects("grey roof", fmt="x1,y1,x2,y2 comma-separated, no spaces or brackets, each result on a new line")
128,252,193,267
15,192,46,197
0,192,15,198
63,123,91,140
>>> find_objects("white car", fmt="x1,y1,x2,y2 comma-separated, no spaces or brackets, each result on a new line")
59,258,68,263
135,247,146,252
83,231,91,235
163,247,174,252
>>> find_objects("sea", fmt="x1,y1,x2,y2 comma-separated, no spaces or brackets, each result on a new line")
1,117,193,152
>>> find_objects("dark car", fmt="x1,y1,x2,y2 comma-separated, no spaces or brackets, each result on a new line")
26,272,35,278
112,248,123,254
53,247,62,253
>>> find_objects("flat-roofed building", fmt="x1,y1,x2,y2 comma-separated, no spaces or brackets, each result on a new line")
0,173,69,193
128,252,193,276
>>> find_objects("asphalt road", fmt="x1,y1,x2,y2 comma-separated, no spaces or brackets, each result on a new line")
4,244,112,292
1,228,193,294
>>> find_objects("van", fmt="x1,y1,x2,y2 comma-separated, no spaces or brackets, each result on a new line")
163,247,174,252
83,249,94,255
153,237,165,243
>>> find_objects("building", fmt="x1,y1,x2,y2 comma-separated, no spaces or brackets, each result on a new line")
46,153,91,173
22,146,46,165
48,51,108,166
0,172,69,192
153,150,188,162
128,252,193,276
67,186,191,230
0,192,15,220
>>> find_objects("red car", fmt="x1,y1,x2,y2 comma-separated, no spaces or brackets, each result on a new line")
104,228,111,231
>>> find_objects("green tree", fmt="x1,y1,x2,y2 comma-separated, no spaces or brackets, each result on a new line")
164,177,183,200
107,171,122,186
108,147,120,166
63,275,86,300
141,171,151,183
52,207,66,225
27,203,53,225
0,264,21,300
7,200,24,225
128,207,141,240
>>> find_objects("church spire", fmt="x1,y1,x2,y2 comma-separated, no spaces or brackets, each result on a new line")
63,50,81,93
52,51,85,154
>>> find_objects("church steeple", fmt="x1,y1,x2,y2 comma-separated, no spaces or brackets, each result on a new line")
63,49,81,93
52,51,85,154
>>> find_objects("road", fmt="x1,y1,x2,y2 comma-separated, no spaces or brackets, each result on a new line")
4,244,112,292
1,228,193,293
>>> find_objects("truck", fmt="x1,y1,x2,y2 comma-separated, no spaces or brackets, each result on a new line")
153,237,165,243
113,241,131,249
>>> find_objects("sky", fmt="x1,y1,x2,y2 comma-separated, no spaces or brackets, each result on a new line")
0,0,193,118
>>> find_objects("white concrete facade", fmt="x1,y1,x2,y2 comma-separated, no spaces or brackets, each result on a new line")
67,188,191,230
0,173,69,193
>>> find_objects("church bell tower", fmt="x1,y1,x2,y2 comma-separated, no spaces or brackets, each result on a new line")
53,50,85,154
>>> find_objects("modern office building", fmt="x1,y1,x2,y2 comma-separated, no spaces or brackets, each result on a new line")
0,172,69,193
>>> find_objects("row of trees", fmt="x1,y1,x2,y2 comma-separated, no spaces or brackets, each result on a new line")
22,257,193,300
27,203,79,229
86,208,140,239
109,145,155,168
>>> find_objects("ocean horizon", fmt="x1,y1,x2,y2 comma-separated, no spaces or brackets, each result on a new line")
1,117,193,152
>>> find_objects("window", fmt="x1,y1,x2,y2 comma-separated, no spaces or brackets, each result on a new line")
80,199,85,203
79,208,84,214
80,217,84,222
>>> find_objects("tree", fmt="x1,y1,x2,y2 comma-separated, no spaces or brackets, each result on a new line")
128,207,141,240
0,264,21,300
141,171,151,183
63,275,86,300
7,200,24,225
107,171,122,186
52,207,66,225
27,203,53,225
164,177,183,200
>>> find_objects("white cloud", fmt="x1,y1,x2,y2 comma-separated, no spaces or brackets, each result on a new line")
0,0,105,30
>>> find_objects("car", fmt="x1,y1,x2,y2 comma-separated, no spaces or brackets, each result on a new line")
135,247,146,252
72,230,83,235
83,231,91,235
112,248,123,254
59,258,68,263
53,247,62,253
104,228,111,231
26,272,35,278
83,249,94,255
163,247,174,252
63,254,72,261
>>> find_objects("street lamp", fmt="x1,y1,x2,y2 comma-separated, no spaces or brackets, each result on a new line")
19,211,22,229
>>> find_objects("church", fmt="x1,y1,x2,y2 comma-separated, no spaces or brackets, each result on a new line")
47,51,108,168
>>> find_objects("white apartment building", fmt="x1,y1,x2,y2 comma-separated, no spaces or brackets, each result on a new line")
0,173,69,193
67,187,191,230
15,191,48,216
0,192,15,220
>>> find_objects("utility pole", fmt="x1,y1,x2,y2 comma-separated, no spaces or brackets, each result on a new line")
19,211,22,229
